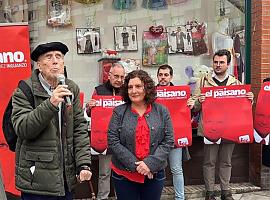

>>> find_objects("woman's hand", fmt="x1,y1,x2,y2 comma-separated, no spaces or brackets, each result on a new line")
135,161,150,176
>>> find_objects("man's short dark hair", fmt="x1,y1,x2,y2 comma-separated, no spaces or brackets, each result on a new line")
213,49,231,64
157,64,173,76
121,70,156,105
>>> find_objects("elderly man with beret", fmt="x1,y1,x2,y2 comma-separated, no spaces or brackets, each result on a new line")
11,42,92,200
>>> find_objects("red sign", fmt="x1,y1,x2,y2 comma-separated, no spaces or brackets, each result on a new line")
156,86,192,147
0,25,31,195
79,92,84,107
90,95,124,155
254,82,270,144
202,85,253,144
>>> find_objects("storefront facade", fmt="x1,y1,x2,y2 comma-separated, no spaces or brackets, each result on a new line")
1,0,270,198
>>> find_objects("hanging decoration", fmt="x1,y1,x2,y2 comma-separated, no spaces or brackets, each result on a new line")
149,25,164,36
113,0,136,10
76,27,101,54
47,0,72,27
74,0,102,4
113,25,138,52
166,20,208,56
142,31,168,67
142,0,167,10
166,0,188,5
219,0,226,16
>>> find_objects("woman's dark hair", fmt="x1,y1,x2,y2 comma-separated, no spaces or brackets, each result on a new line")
121,70,156,105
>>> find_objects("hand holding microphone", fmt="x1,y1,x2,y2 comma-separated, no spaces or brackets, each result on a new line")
50,74,72,107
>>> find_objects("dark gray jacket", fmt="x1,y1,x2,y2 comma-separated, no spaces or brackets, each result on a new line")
11,69,91,196
108,102,174,173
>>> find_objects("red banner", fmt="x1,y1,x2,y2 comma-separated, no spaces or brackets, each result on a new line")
156,86,192,147
201,85,253,144
90,95,124,155
0,24,31,195
254,82,270,144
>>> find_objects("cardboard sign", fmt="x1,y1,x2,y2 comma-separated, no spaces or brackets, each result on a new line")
0,24,31,195
156,86,192,147
201,85,253,144
254,82,270,144
90,95,124,155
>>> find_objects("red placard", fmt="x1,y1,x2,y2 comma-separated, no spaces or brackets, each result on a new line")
156,86,192,147
0,24,31,196
201,85,253,144
90,95,124,155
79,92,84,107
254,82,270,144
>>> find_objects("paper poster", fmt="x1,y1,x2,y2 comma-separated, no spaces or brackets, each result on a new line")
201,85,253,144
254,82,270,144
90,95,124,155
156,86,192,147
0,24,31,196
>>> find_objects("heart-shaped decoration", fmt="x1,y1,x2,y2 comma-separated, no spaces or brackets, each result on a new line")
149,25,164,36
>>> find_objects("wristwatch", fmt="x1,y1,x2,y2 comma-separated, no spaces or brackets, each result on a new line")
80,165,91,172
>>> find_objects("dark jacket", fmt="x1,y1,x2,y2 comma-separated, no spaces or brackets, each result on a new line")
95,81,120,95
11,69,91,196
108,102,174,173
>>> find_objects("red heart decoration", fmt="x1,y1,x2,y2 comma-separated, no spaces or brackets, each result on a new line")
149,25,164,36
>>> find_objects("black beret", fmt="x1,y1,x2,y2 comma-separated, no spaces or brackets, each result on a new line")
31,42,69,62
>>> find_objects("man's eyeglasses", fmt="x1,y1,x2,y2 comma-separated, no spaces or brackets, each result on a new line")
110,73,124,80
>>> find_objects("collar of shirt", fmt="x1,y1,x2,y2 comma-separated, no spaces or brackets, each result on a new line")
131,104,152,116
204,137,221,144
212,71,229,82
38,73,54,95
254,129,270,145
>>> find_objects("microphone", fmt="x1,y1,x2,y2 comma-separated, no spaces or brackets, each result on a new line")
57,74,72,106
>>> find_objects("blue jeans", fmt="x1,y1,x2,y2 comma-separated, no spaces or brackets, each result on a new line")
112,170,165,200
169,148,184,200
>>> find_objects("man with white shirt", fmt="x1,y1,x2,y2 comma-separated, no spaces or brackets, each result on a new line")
191,49,253,200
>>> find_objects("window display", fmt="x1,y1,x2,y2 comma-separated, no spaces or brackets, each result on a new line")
1,0,247,98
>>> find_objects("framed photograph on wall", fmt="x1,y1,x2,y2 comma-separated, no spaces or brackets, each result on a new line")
166,25,193,54
76,27,101,54
113,25,138,52
142,31,168,67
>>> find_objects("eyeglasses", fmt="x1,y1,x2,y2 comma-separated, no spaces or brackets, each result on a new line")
110,73,124,80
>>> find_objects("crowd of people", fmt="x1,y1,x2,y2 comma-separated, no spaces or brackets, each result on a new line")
1,41,266,200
